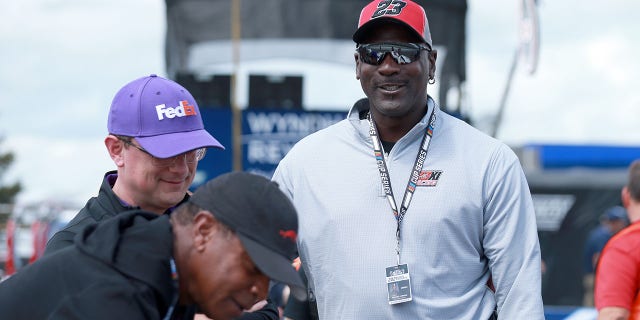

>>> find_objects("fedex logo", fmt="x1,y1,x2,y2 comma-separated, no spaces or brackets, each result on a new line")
156,100,197,120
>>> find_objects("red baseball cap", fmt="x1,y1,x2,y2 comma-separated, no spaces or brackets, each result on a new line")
353,0,432,49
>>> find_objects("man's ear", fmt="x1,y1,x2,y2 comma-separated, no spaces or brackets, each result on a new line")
428,49,438,80
105,135,125,167
192,211,216,252
622,186,631,209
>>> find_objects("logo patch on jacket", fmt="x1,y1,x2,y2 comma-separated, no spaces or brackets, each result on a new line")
416,170,442,187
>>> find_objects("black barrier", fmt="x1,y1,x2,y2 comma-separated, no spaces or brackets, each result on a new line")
529,169,627,306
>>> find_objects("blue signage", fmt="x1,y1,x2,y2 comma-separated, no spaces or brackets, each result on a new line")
242,109,346,177
524,144,640,169
195,108,346,187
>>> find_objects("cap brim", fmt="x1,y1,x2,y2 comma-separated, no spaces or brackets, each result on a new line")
136,129,225,158
237,233,307,301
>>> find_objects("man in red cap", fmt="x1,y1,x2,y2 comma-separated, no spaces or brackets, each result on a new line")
274,1,544,319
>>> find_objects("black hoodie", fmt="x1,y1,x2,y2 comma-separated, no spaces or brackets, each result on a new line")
44,170,189,256
0,210,177,319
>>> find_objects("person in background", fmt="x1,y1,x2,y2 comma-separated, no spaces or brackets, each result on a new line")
43,74,278,319
272,0,544,318
595,160,640,320
582,206,629,306
0,172,305,320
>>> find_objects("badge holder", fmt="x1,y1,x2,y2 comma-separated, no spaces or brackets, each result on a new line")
386,263,413,304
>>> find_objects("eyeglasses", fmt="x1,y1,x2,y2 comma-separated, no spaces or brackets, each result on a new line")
357,42,430,66
117,136,206,167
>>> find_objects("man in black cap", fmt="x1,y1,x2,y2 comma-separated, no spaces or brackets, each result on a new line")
0,172,305,320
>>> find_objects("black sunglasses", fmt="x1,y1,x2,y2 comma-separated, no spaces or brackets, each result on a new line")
357,42,431,66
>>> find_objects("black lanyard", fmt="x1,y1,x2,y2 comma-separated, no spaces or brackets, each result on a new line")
163,258,179,320
367,108,436,265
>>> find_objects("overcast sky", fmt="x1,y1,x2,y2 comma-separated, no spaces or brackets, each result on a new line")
1,0,639,205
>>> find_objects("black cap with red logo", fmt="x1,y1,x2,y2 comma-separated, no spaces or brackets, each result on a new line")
189,171,306,300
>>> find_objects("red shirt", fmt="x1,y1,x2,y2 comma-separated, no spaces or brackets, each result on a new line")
595,221,640,318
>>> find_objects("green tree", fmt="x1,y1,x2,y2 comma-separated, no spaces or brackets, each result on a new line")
0,137,21,204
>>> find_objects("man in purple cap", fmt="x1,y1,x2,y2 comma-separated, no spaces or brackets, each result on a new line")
274,0,544,319
43,74,280,319
45,74,224,254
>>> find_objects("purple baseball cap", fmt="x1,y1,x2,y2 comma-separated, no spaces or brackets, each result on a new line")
108,74,224,158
